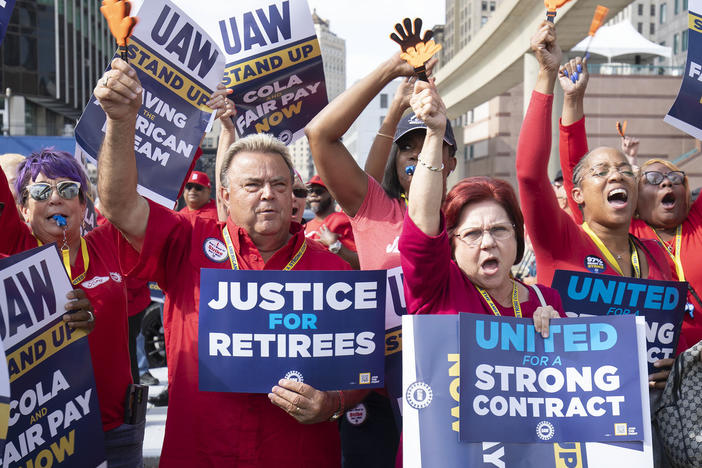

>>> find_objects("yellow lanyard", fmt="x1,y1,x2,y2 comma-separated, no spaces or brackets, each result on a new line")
650,224,685,281
476,281,522,318
37,237,90,285
222,226,306,271
582,222,640,278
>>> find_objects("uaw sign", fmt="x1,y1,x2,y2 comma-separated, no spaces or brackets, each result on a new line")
0,245,106,468
198,269,386,393
185,0,328,144
75,0,225,208
551,270,687,374
402,314,654,468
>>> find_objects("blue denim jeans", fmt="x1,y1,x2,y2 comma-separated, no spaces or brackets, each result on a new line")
104,420,145,468
136,332,149,375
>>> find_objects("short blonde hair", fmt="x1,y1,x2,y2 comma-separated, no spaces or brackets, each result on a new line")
220,134,294,189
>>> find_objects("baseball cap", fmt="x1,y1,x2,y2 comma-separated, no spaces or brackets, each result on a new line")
394,112,456,149
307,174,327,189
187,171,211,188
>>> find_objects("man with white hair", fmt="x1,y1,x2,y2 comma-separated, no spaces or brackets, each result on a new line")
94,58,359,467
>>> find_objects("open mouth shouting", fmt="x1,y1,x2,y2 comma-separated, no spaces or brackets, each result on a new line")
606,187,629,209
480,256,500,275
660,191,677,210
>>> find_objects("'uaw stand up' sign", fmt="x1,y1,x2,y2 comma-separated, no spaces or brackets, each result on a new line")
75,0,225,208
0,245,105,468
198,270,386,393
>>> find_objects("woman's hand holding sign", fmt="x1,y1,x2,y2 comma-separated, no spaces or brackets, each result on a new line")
532,305,561,338
649,358,674,389
63,288,96,333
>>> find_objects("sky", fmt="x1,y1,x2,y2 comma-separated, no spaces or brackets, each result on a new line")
305,1,446,85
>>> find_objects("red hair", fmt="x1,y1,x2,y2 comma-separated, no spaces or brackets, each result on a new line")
443,177,525,264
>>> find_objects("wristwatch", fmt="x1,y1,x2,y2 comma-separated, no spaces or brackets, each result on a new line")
328,240,342,254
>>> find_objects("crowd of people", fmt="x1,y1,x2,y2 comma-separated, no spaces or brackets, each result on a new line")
0,18,700,468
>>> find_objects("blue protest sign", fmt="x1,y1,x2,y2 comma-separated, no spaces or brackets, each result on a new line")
402,315,654,467
198,269,386,393
551,269,687,374
459,314,643,444
148,282,164,304
196,0,328,144
383,266,406,425
0,0,15,46
0,245,106,467
664,0,702,138
74,0,224,208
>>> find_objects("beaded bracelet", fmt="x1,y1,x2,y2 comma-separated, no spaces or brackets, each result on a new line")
418,157,444,172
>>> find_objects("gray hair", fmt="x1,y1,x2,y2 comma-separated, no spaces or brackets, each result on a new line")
219,133,295,189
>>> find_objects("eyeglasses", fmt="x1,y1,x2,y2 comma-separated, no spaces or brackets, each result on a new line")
587,164,635,180
293,188,308,199
642,170,685,186
185,183,205,191
455,223,516,246
307,186,326,196
24,181,81,202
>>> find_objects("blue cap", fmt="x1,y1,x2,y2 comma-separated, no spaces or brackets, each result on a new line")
393,113,456,149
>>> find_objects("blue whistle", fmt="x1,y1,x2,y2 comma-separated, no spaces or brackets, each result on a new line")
405,165,416,176
52,214,67,227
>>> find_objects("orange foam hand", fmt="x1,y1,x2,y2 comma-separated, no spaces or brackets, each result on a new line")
544,0,571,12
100,0,137,47
588,5,609,36
400,40,442,68
616,120,627,137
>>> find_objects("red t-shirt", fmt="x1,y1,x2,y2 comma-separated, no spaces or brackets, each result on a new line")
118,200,349,468
516,91,672,286
559,114,702,345
0,171,131,432
305,211,357,251
179,198,218,221
399,213,566,317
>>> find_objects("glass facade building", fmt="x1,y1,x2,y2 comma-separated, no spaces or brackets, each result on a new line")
1,0,115,135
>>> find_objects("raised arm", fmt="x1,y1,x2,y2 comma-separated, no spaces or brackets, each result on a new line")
208,84,236,221
406,80,447,236
558,56,590,223
305,54,428,217
364,77,415,182
517,22,577,280
95,58,149,251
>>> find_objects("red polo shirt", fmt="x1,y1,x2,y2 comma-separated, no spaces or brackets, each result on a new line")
118,199,349,468
179,198,218,221
305,211,357,251
0,171,131,432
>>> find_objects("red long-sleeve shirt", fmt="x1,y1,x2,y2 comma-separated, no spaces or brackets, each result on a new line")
516,91,671,286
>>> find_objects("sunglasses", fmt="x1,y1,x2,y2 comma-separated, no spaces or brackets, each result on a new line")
293,188,308,199
25,181,81,202
185,183,206,191
642,170,685,185
307,186,326,195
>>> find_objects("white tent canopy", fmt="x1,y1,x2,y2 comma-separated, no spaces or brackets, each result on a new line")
571,20,672,60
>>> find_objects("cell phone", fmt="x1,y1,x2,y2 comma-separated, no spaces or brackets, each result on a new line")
124,384,148,424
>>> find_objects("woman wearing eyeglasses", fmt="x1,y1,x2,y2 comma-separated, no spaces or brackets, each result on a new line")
516,21,670,290
0,149,142,467
400,78,566,329
556,55,702,349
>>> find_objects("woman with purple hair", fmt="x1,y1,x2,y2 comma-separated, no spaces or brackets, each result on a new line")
0,148,142,467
